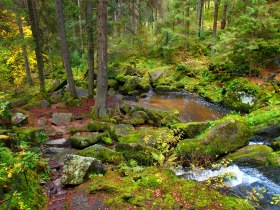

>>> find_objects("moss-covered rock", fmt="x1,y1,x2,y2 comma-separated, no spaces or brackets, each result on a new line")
222,78,260,112
196,82,224,103
245,105,280,136
176,115,252,163
110,124,135,140
121,104,180,126
70,132,101,149
171,121,211,139
118,75,150,95
155,85,178,92
115,143,159,166
78,144,124,164
129,111,148,125
87,121,111,132
117,127,174,146
76,166,253,209
223,144,275,166
61,154,105,185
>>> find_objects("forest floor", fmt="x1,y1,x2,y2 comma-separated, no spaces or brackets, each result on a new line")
11,66,280,210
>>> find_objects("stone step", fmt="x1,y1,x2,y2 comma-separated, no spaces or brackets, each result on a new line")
46,138,69,147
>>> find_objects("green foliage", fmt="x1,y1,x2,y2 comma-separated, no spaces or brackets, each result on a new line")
0,146,48,209
212,2,280,76
0,92,11,122
84,166,253,209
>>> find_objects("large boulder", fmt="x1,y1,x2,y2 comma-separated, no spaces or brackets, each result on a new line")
245,105,280,137
78,144,124,164
222,78,260,112
117,127,175,147
118,75,150,96
70,132,100,149
223,144,275,167
61,154,105,185
176,115,252,162
51,113,73,126
110,124,134,139
87,121,111,132
121,104,180,126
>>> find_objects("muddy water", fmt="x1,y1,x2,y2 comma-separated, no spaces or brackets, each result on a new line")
137,90,230,122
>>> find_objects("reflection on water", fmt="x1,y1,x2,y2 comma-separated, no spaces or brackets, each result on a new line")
137,90,230,122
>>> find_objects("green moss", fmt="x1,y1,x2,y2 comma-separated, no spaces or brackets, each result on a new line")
176,115,252,164
245,105,280,128
87,121,111,132
224,144,274,166
70,132,100,149
78,144,124,164
101,137,113,145
171,121,211,139
115,143,158,166
196,82,224,103
110,124,135,140
77,166,253,209
181,77,200,92
13,127,46,144
222,78,260,112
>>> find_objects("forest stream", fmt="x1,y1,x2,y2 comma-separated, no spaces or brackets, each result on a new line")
44,91,280,209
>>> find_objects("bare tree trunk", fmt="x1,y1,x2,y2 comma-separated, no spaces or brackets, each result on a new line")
55,0,77,98
26,0,45,92
198,0,204,38
94,0,108,117
16,14,33,85
221,3,228,29
186,4,190,41
86,0,95,98
77,0,84,52
211,0,219,55
137,0,141,31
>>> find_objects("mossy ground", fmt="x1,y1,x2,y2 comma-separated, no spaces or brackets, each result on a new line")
73,166,253,210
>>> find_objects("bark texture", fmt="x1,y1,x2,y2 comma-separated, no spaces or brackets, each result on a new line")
16,14,33,85
94,0,108,117
211,0,219,55
26,0,45,92
86,0,95,98
55,0,77,98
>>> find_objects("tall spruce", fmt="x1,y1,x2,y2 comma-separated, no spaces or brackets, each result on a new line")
55,0,77,98
26,0,45,92
86,0,95,98
211,0,219,55
94,0,108,117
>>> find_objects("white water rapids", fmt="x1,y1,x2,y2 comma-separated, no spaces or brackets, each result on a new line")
173,165,280,209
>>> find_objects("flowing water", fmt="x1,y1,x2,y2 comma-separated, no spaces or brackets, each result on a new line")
173,165,280,209
137,90,230,122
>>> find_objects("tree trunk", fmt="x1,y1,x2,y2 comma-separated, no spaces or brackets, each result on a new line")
86,0,95,98
94,0,108,117
198,0,204,38
211,0,219,55
26,0,45,92
55,0,77,98
137,0,141,31
77,0,84,52
16,14,33,85
220,3,228,29
186,5,190,37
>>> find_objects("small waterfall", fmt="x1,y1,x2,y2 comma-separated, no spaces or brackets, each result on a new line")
173,165,280,209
